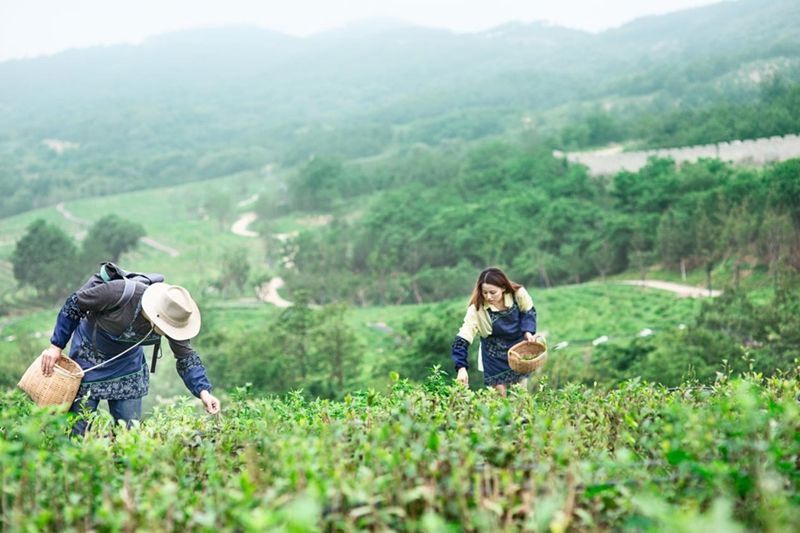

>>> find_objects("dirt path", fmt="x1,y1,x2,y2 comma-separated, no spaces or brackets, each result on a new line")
256,277,292,307
231,212,258,237
230,208,292,306
620,279,722,297
56,202,180,257
236,194,259,208
56,202,89,225
140,237,180,258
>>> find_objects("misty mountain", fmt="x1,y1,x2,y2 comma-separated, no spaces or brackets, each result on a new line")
0,0,798,215
3,0,796,105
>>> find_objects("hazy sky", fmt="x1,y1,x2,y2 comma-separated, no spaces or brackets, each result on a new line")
1,0,723,62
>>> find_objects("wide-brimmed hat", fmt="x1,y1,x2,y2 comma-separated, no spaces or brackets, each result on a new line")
141,283,201,340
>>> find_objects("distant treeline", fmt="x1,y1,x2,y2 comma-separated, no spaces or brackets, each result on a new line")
276,141,800,305
556,77,800,150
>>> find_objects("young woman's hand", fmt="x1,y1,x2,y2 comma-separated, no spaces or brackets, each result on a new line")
40,345,63,377
200,390,221,415
456,367,469,386
524,332,536,342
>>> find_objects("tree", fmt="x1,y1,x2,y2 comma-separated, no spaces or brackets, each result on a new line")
384,303,456,382
694,210,721,295
657,209,694,280
584,107,622,146
204,190,234,230
12,219,81,298
758,210,793,286
629,221,654,282
719,202,760,288
220,246,251,296
766,159,800,270
200,327,292,396
588,239,616,282
766,159,800,227
81,214,146,265
312,303,361,395
560,242,585,284
273,290,316,382
290,155,343,211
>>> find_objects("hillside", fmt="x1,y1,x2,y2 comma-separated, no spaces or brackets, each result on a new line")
1,0,799,401
1,0,799,216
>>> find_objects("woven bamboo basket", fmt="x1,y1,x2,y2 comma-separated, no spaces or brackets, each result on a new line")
508,339,548,373
18,355,84,410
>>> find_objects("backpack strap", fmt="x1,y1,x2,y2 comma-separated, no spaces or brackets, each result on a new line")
110,278,137,311
150,340,162,374
91,277,140,357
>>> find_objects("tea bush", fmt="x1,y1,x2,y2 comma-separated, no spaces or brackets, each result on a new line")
1,370,798,531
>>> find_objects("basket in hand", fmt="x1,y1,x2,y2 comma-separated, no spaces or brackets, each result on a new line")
508,338,548,373
18,355,84,411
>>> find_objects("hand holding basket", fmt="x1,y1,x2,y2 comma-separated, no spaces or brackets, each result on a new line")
508,337,548,373
18,355,84,411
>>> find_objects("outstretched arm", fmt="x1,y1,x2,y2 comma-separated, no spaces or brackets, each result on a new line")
452,305,480,386
451,336,471,386
170,338,220,414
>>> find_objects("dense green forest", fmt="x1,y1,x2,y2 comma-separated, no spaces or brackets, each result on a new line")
280,145,800,303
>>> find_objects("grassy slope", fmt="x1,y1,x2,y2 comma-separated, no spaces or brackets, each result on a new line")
0,170,273,290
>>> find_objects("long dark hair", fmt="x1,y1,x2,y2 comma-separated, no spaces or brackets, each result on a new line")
469,267,521,309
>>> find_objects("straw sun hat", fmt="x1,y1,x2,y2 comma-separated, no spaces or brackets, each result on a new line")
142,283,201,340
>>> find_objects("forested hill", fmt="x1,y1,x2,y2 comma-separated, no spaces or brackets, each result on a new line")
1,0,799,216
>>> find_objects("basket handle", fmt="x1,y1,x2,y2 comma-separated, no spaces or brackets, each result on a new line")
52,364,81,378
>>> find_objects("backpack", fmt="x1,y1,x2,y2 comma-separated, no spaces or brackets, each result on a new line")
83,262,165,309
81,262,167,373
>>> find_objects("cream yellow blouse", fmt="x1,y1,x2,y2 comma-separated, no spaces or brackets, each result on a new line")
456,286,535,344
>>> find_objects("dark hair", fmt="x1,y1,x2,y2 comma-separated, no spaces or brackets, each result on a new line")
469,267,521,309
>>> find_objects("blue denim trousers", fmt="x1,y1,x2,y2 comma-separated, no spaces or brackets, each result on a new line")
68,395,142,437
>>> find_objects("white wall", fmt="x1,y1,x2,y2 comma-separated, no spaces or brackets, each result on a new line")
560,134,800,175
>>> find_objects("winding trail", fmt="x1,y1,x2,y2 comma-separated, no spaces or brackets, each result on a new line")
236,194,259,208
230,208,294,306
56,202,89,225
231,212,258,237
139,237,180,258
620,279,722,297
256,277,292,307
230,208,307,307
56,202,180,257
